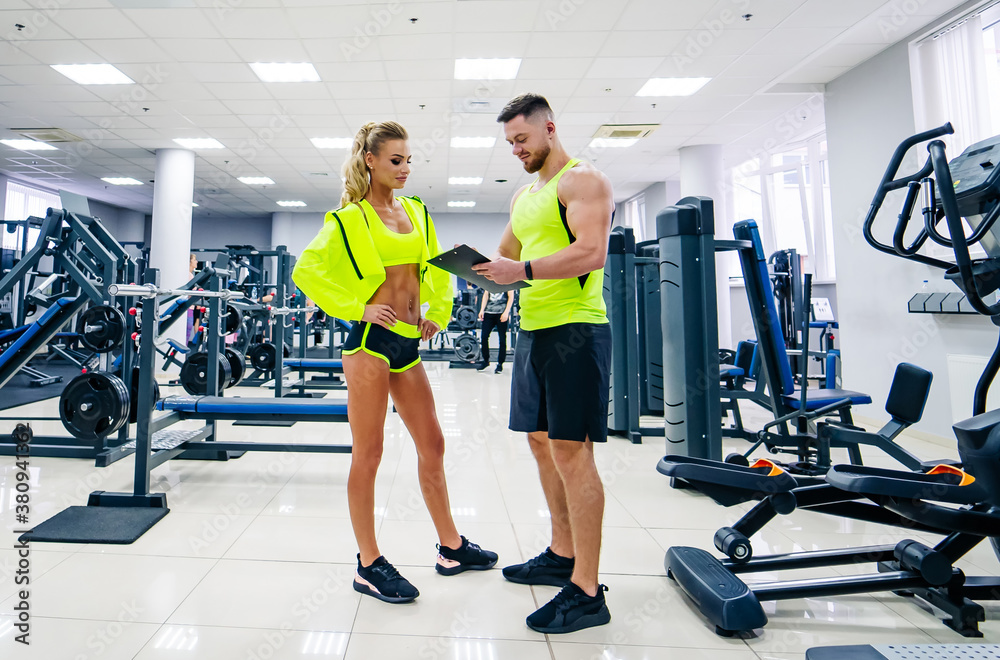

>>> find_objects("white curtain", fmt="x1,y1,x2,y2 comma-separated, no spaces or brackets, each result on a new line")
913,15,992,155
3,182,59,250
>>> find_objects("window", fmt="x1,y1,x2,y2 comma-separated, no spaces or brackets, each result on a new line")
911,2,1000,155
3,182,58,251
622,194,646,243
730,134,836,281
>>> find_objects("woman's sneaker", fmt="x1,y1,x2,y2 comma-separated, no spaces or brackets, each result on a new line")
502,548,574,586
526,582,610,634
354,554,419,603
435,536,499,575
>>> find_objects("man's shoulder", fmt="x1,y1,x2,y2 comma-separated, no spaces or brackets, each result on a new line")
559,161,612,199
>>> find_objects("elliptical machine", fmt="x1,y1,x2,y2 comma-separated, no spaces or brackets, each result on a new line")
662,124,1000,638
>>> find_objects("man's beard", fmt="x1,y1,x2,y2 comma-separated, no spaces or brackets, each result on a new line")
523,143,550,174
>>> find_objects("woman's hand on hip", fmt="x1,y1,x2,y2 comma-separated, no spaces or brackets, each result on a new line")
363,304,396,329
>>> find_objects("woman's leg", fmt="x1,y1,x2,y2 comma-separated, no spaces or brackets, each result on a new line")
343,350,391,566
497,319,508,365
388,364,462,549
480,314,497,366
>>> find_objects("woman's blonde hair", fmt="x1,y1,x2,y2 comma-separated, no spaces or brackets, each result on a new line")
341,121,409,207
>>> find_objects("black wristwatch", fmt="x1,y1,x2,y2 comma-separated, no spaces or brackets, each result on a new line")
524,260,533,280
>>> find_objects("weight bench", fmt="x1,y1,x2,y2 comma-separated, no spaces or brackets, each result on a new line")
158,338,190,371
284,358,343,372
157,395,349,422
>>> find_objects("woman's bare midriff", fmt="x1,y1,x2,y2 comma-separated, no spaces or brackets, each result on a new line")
368,263,421,325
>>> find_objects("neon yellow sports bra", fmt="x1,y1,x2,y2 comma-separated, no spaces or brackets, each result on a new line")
358,199,424,267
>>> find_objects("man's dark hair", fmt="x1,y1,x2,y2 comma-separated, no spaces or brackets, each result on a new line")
496,93,554,124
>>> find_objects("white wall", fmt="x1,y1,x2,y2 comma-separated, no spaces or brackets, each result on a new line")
826,39,997,440
431,212,508,254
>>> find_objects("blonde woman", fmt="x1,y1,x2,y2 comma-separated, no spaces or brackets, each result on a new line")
293,121,497,603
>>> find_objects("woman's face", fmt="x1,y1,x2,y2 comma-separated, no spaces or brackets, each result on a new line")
365,139,411,191
189,254,197,271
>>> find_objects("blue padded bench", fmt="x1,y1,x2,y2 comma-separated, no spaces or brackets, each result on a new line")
0,297,78,369
284,358,343,371
156,395,349,422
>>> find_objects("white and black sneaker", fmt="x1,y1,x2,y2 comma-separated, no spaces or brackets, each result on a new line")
354,554,419,603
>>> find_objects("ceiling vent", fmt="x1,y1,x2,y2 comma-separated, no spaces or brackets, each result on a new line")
12,128,83,143
592,124,659,140
452,97,509,114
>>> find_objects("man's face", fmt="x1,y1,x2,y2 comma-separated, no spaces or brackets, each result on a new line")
503,114,551,174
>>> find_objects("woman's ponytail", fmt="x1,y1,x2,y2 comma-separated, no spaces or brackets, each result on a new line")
340,121,409,208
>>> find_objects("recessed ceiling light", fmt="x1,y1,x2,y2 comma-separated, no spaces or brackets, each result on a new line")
0,139,58,151
636,77,711,97
310,137,353,149
454,58,521,80
250,62,320,83
238,176,275,185
101,177,143,185
588,138,639,148
448,201,476,208
451,137,496,149
277,200,307,207
192,203,199,207
448,177,483,185
173,138,225,149
51,63,134,85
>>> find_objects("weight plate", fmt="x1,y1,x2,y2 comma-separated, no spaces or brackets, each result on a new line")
179,352,233,396
455,306,477,330
248,342,277,372
59,372,130,440
77,305,126,353
222,305,243,335
453,333,481,363
224,347,246,388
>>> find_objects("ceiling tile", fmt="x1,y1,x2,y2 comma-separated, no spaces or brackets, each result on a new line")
52,8,147,40
121,8,222,38
158,39,242,63
614,0,710,31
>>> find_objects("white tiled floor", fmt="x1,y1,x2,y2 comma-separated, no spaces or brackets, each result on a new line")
0,362,998,659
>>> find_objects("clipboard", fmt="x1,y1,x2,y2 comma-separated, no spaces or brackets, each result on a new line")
427,244,531,294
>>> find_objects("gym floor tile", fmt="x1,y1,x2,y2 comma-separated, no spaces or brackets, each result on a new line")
0,548,74,602
740,595,938,653
343,633,551,660
550,642,760,659
0,614,160,660
373,519,519,569
0,553,216,623
221,515,358,563
133,625,350,659
167,559,360,631
259,480,383,519
71,511,255,559
351,565,542,641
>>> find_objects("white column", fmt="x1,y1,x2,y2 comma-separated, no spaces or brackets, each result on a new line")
679,144,732,350
149,148,195,344
271,211,293,251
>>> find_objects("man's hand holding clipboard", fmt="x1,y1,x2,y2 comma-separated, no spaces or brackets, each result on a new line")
426,244,530,294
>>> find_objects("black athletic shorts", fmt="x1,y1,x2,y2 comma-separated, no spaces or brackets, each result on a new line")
509,322,612,442
342,321,421,372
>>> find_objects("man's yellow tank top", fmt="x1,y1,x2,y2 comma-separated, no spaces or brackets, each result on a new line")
511,158,608,331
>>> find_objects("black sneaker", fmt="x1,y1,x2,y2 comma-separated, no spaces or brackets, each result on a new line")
502,548,574,586
526,582,610,634
476,362,490,371
494,365,503,373
354,554,419,603
436,536,498,575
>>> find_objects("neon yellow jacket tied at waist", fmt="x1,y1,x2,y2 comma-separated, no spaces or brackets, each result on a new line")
292,196,454,329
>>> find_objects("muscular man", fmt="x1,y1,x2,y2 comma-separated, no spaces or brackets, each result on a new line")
473,93,614,634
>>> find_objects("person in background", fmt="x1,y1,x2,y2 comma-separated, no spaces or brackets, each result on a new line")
477,289,513,373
